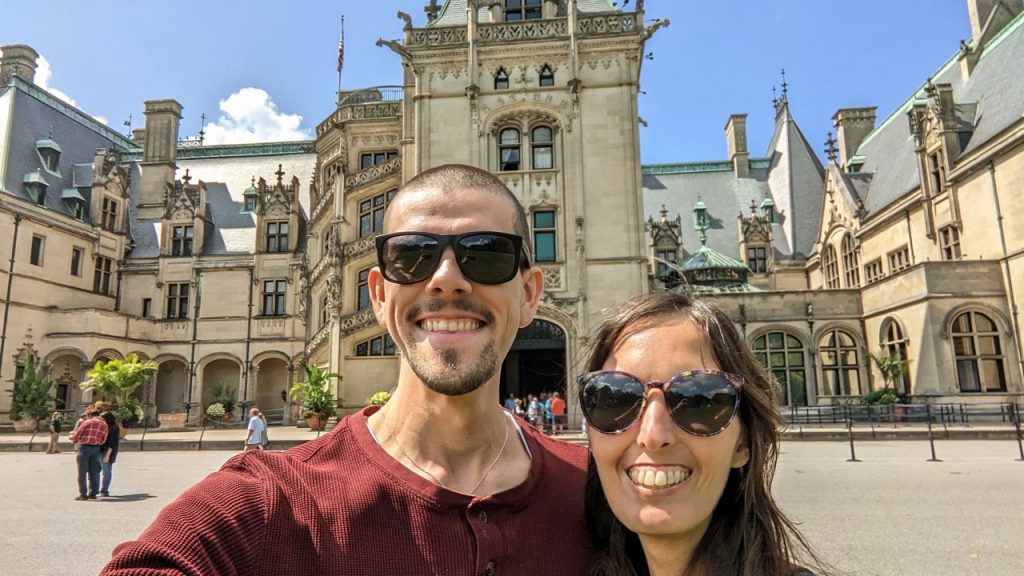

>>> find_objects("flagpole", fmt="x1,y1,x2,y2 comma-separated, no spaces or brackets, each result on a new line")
337,16,344,100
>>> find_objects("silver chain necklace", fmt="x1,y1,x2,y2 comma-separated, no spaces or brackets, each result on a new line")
381,407,511,495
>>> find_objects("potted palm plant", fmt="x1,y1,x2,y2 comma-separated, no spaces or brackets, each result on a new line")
8,356,56,433
866,350,910,417
81,353,157,436
289,360,340,431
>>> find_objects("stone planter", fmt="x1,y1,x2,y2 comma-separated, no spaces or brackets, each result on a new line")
157,412,187,429
12,417,39,433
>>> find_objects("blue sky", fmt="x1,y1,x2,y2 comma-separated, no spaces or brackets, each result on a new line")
2,1,970,164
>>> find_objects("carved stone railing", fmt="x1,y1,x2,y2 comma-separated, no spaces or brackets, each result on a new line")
311,187,334,224
310,255,332,284
407,13,637,48
577,13,637,34
306,321,332,356
477,19,567,42
317,102,403,136
539,264,564,291
340,308,376,336
343,235,379,261
409,26,468,47
345,157,402,192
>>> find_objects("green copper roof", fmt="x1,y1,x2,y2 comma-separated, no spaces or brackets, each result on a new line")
61,188,85,201
642,158,771,175
121,140,312,162
22,170,48,185
681,245,748,272
36,138,62,153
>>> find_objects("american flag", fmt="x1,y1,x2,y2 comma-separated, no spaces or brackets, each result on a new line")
342,20,350,72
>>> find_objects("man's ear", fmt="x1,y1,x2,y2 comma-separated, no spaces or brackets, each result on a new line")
518,266,544,328
367,267,388,327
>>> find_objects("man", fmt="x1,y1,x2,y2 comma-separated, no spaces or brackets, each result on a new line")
102,164,594,574
244,407,265,451
550,391,566,435
69,408,107,500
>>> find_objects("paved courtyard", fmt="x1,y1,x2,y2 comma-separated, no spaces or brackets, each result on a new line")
1,439,1022,575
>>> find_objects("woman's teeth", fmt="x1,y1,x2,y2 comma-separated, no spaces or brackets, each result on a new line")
421,319,480,332
628,467,690,488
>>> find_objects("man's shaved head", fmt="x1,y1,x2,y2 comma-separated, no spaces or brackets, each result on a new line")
383,164,533,263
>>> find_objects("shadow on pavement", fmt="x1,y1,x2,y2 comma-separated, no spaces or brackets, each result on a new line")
97,493,157,502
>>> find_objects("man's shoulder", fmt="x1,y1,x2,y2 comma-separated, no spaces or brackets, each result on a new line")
522,424,587,469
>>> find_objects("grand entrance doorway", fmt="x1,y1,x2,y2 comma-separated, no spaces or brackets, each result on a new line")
501,319,567,401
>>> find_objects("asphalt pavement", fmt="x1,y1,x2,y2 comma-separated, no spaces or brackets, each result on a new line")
1,439,1022,575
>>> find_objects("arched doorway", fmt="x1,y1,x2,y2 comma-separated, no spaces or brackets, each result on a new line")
501,319,567,401
155,360,188,415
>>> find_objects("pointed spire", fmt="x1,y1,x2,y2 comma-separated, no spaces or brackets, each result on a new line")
182,168,191,186
825,131,838,163
275,164,285,186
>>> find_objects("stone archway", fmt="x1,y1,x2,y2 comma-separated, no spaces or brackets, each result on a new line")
47,353,87,411
154,359,188,419
199,358,242,422
253,356,290,421
501,319,567,401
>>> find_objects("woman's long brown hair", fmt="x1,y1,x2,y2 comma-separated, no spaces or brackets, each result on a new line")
584,291,826,576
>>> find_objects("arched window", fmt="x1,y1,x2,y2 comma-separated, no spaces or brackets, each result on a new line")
819,329,861,396
494,68,510,90
841,234,860,287
499,128,521,171
539,65,554,87
952,310,1007,392
752,331,807,405
823,245,840,289
880,319,911,394
531,126,553,170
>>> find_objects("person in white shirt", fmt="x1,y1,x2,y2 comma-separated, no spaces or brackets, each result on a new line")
245,408,266,451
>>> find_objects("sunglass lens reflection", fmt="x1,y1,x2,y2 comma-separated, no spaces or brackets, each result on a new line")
458,234,518,283
384,235,441,283
581,372,645,433
664,373,737,436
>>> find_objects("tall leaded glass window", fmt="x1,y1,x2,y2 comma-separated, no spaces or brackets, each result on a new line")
819,329,861,396
533,210,556,263
499,128,521,171
841,234,860,287
752,331,807,405
952,311,1006,392
505,0,542,21
823,245,840,289
531,126,553,170
880,319,911,394
494,68,510,90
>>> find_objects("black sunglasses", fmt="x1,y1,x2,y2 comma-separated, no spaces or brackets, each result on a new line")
375,231,529,285
578,369,742,436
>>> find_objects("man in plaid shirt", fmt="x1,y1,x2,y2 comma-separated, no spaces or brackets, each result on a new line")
70,409,108,500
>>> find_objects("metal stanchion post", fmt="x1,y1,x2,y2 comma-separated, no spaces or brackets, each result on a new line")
1012,402,1023,462
846,418,860,462
198,418,207,451
926,403,941,462
139,420,149,452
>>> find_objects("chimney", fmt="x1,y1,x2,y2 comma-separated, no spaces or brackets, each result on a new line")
1,44,39,85
725,114,750,178
962,0,1023,79
137,99,183,219
967,0,1022,46
832,107,877,168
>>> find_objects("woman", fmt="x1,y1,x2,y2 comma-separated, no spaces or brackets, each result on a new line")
47,411,63,454
580,291,824,576
99,411,120,497
245,407,266,451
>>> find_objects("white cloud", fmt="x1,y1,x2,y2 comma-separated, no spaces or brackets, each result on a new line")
203,88,310,144
34,56,78,107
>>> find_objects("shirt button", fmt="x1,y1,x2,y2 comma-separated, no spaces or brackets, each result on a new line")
477,510,488,523
484,561,495,576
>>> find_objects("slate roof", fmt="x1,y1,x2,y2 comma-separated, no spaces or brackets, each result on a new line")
0,76,134,220
854,11,1024,218
127,147,317,259
430,0,617,27
641,102,824,263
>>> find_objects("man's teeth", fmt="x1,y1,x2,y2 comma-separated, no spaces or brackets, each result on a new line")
628,467,689,488
422,319,480,332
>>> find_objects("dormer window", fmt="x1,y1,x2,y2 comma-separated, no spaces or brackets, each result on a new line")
505,0,542,21
242,181,258,213
22,170,48,205
62,188,86,219
927,151,946,193
539,65,554,87
495,68,510,90
36,139,62,172
760,196,775,223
